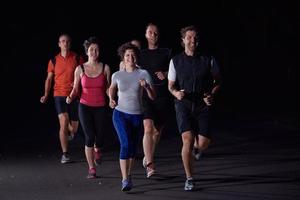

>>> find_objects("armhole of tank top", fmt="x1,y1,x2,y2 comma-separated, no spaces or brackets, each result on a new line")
80,64,85,73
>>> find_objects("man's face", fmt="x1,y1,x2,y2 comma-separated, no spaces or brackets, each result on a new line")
58,35,71,51
145,25,159,45
182,30,198,52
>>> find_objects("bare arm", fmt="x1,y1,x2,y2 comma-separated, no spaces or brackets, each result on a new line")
155,71,168,80
108,83,118,108
40,72,54,103
203,73,222,106
66,66,82,104
140,80,156,100
211,73,222,96
104,64,111,96
168,80,185,100
119,61,125,71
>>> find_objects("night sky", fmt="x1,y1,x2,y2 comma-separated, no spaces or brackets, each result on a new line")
3,1,299,141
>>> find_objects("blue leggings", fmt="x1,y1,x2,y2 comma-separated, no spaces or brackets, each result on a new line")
112,109,143,159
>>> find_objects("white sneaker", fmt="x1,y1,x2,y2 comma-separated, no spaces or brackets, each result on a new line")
142,156,147,168
61,154,71,164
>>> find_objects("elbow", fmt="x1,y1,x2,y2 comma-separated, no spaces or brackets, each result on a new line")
150,91,157,100
149,95,155,101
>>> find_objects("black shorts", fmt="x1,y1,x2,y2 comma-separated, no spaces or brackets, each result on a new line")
174,99,211,138
143,97,172,128
54,96,78,121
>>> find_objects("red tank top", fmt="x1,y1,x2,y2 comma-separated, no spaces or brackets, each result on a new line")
80,72,107,107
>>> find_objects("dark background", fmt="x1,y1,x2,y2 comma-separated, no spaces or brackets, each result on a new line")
2,1,299,150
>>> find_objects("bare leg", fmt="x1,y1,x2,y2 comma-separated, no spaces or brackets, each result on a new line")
197,134,211,151
152,125,163,155
120,159,129,180
143,119,155,165
85,146,95,169
181,131,194,178
128,158,134,176
58,113,70,153
68,120,79,138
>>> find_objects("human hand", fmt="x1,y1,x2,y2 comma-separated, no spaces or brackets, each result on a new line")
175,89,185,100
139,79,149,88
66,96,72,104
155,71,166,80
40,95,48,103
109,99,117,108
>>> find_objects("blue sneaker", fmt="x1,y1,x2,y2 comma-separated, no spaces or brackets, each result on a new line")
128,175,133,187
121,178,132,192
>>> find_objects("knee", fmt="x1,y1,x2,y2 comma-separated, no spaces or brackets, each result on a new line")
71,125,78,133
60,126,68,134
182,132,194,147
144,120,154,133
120,146,130,159
197,137,210,150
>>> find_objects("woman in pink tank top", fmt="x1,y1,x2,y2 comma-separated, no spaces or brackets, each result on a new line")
67,36,111,179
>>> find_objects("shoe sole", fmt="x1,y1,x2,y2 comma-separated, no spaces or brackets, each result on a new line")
87,175,97,179
61,160,71,164
122,186,132,192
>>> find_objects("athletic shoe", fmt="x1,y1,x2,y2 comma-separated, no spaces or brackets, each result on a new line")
61,153,71,164
121,179,132,191
142,156,147,168
184,178,195,191
87,167,97,179
146,163,156,178
94,149,102,165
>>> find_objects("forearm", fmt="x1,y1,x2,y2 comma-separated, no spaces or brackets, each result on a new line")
168,84,178,97
211,84,220,96
145,85,156,100
69,88,79,99
109,87,116,101
44,78,52,97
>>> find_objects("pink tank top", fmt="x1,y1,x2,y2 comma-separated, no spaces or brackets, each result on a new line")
80,72,107,107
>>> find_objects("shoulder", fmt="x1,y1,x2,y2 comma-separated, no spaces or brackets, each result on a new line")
138,69,150,76
103,63,110,70
112,71,121,78
172,52,184,60
75,64,84,73
49,53,60,64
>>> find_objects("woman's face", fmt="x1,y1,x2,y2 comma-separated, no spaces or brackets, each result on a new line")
123,49,137,66
87,43,99,60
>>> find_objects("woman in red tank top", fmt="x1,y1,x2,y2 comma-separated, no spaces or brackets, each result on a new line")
67,36,111,179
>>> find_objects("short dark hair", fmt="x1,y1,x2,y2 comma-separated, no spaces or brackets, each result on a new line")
117,42,140,60
83,36,100,54
180,25,199,47
180,25,198,38
145,22,159,33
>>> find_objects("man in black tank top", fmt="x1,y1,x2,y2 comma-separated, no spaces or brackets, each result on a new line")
168,25,222,191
